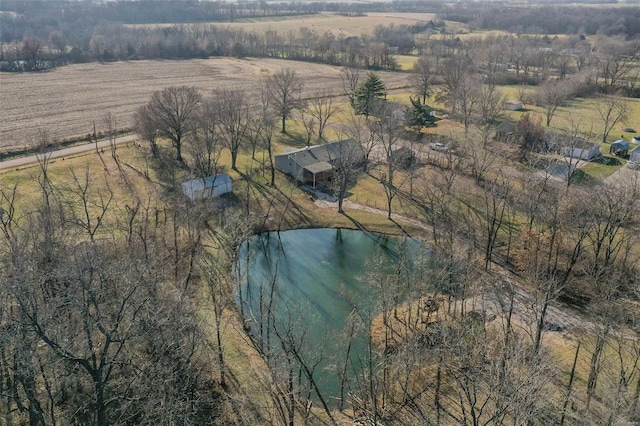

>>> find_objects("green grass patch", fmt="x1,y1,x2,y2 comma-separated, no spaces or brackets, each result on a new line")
394,54,417,71
576,154,623,184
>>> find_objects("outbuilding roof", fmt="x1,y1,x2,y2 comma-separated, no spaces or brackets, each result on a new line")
183,174,231,191
611,139,630,148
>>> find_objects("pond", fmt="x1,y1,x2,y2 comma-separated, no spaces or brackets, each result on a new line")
236,228,423,406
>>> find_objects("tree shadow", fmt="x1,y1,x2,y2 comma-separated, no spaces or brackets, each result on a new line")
389,217,412,238
147,146,189,193
342,212,368,232
241,170,314,229
593,155,622,166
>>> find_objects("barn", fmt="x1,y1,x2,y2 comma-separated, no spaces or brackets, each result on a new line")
182,174,232,201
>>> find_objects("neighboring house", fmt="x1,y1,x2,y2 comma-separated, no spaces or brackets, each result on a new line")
610,140,629,157
505,100,523,111
632,135,640,144
629,146,640,169
563,142,600,161
275,140,364,188
182,174,232,201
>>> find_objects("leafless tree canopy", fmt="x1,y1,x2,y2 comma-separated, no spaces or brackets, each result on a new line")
138,86,203,162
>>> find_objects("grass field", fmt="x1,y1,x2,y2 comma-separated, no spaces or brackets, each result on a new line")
127,12,440,38
0,58,409,153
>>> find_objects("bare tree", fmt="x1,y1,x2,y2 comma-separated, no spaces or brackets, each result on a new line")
476,83,505,143
137,86,202,162
209,88,251,171
594,93,628,144
253,85,278,186
341,67,361,105
265,68,303,133
536,79,571,127
328,140,363,214
593,37,638,90
410,55,435,104
299,107,316,146
344,110,377,172
305,91,339,141
188,104,225,179
456,73,482,136
370,104,404,220
133,103,160,157
437,52,471,115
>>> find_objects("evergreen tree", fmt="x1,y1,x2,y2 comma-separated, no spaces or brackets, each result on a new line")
352,72,386,117
406,96,436,130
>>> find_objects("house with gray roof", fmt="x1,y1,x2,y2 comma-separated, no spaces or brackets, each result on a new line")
275,140,364,188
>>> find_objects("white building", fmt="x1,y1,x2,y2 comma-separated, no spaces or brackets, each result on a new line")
182,174,232,201
505,100,524,111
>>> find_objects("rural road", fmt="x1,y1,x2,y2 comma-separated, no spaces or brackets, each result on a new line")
0,134,138,171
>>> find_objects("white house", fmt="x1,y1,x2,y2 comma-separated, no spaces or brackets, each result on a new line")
182,174,232,201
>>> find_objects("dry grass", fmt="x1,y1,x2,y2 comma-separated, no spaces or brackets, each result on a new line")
0,57,409,152
127,12,439,38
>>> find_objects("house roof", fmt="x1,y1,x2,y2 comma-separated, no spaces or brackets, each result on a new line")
547,132,596,150
277,140,361,168
611,140,629,149
183,174,231,191
305,161,334,174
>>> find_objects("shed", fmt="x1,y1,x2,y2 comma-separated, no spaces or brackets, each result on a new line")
610,140,629,157
505,100,523,111
182,174,232,201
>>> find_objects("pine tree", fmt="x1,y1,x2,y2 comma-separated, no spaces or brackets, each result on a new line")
352,72,386,118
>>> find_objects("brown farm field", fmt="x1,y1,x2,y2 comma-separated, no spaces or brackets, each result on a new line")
0,57,409,152
127,12,440,38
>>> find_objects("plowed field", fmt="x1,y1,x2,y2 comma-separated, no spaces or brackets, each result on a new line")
0,58,409,151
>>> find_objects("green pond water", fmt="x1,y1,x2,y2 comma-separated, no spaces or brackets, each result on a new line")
236,228,421,404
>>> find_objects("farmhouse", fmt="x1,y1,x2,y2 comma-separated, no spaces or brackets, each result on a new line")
610,140,629,157
275,140,364,188
182,174,232,201
505,100,523,111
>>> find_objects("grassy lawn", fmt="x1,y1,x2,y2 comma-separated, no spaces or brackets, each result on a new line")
574,154,624,185
394,54,417,71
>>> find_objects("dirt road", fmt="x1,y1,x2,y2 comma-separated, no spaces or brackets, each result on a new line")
0,134,137,171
